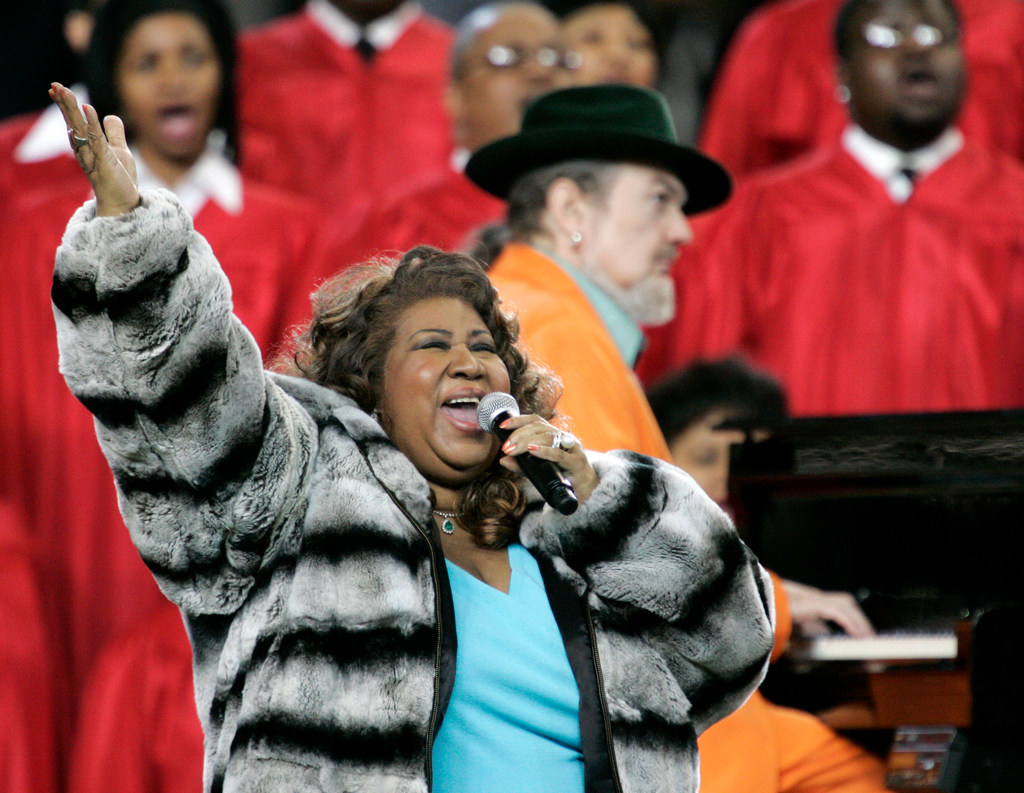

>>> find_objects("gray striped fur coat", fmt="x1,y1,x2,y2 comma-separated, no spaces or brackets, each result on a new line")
53,190,774,793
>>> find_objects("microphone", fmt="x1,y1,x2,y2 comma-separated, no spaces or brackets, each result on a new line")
477,392,579,515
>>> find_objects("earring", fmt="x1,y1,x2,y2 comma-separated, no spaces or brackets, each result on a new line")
836,84,851,104
570,230,583,246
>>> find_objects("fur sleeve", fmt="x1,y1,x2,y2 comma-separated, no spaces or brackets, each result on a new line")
52,190,315,615
522,449,775,734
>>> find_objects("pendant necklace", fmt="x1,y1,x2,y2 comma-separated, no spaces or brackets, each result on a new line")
433,509,464,535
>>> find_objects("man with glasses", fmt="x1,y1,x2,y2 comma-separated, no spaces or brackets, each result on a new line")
640,0,1024,417
699,0,1024,178
315,1,577,266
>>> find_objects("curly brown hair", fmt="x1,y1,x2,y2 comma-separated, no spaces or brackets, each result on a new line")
279,246,562,548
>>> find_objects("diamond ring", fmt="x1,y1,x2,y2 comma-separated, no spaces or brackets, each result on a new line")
554,431,579,451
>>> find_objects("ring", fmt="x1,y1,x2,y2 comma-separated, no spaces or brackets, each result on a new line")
68,129,89,151
554,431,579,452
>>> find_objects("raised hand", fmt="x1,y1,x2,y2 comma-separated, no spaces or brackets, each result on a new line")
49,82,140,217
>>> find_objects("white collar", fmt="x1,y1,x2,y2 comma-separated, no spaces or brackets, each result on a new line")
14,84,90,164
306,0,420,51
133,130,243,216
450,146,470,173
842,124,963,201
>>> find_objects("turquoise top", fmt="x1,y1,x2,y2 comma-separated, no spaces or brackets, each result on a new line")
432,544,585,793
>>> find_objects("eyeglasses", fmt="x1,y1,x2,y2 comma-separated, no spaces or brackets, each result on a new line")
477,44,583,71
862,20,958,49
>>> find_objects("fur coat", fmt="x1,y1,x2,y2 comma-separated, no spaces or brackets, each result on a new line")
53,190,775,793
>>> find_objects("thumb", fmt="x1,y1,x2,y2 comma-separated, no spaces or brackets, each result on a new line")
102,114,129,148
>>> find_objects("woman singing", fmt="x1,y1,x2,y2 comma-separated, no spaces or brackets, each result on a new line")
49,81,773,793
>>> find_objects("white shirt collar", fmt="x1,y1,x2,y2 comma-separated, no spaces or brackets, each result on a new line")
133,130,243,216
450,146,470,173
14,84,90,164
842,124,963,202
306,0,420,51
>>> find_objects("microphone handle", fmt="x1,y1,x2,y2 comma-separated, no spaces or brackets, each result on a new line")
490,410,579,515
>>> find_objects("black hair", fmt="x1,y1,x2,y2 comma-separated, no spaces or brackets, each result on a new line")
84,0,238,160
647,355,788,445
833,0,961,62
543,0,666,59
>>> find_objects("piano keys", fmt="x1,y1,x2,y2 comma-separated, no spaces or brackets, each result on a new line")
727,410,1024,732
790,630,958,663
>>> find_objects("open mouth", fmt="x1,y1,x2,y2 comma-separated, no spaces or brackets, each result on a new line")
440,395,482,427
157,104,201,143
899,67,940,98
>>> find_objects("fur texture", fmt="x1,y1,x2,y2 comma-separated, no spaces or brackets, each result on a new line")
54,190,774,793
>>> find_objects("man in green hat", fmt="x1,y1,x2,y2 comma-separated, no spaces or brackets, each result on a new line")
465,82,730,459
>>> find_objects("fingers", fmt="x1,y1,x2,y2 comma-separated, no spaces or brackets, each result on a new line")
497,415,575,459
50,82,87,134
51,83,93,148
103,113,129,150
783,579,876,638
496,414,600,503
820,594,875,638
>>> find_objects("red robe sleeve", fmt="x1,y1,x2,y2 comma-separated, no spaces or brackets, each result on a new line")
69,602,203,793
0,504,58,793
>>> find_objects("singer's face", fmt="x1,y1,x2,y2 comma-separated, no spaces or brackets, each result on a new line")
379,298,511,489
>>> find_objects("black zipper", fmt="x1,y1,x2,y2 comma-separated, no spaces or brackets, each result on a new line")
584,594,624,793
364,461,444,791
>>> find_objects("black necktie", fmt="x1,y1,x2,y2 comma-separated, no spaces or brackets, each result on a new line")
355,35,375,62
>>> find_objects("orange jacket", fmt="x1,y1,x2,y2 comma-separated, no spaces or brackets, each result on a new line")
488,244,672,461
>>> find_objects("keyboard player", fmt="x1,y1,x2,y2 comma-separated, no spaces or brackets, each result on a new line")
648,357,890,793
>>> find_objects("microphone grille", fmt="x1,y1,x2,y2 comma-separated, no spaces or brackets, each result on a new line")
477,391,520,432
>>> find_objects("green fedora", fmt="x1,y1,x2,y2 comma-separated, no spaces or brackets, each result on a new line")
465,84,731,214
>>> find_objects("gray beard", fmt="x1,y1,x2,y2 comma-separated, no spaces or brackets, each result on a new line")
589,270,676,327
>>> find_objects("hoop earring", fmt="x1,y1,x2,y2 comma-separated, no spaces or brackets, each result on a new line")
570,230,583,246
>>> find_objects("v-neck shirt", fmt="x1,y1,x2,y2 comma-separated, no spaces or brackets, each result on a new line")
432,543,584,792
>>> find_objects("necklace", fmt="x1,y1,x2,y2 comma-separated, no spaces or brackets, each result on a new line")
432,509,464,535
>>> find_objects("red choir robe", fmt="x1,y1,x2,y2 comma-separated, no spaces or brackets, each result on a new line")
637,140,1024,415
699,0,1024,178
237,5,454,220
70,601,203,793
0,107,84,215
317,165,507,269
0,503,58,793
0,176,324,756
